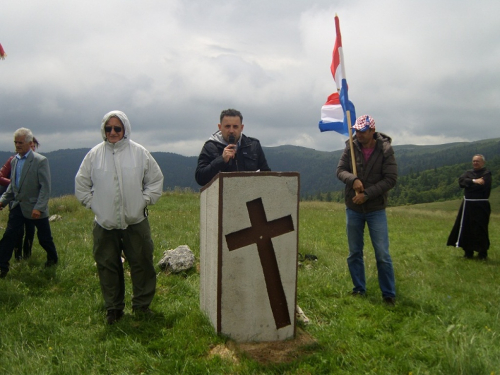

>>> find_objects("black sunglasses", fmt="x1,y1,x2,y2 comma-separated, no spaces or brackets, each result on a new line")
105,126,123,133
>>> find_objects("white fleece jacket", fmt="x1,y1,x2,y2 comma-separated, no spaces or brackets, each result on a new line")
75,110,164,229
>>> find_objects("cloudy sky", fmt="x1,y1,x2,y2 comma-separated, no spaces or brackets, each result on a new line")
1,0,499,156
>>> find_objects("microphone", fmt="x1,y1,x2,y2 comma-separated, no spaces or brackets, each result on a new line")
228,135,236,166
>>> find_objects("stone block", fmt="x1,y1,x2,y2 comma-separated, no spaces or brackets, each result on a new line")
200,172,299,342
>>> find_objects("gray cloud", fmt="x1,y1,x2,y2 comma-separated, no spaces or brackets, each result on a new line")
1,0,499,156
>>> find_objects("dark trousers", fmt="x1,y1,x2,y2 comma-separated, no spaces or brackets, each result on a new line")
0,205,58,272
93,219,156,311
14,219,36,260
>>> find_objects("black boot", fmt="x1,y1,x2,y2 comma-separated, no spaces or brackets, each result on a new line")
106,309,124,325
463,250,473,259
478,251,488,260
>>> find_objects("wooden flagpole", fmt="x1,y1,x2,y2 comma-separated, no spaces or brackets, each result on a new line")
346,110,357,177
334,15,357,177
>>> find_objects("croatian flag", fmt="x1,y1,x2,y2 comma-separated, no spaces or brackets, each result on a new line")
318,15,355,135
0,43,6,60
319,92,345,134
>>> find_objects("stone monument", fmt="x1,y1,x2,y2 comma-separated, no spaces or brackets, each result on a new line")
199,171,299,342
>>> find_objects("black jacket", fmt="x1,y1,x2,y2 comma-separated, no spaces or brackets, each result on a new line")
195,133,271,186
459,167,492,199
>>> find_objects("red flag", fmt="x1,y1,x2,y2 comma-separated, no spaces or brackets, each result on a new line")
330,15,345,91
0,43,7,60
319,15,355,135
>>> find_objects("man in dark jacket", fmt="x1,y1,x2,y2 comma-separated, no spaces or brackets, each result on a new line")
447,154,491,259
337,115,398,305
195,109,311,324
195,109,271,186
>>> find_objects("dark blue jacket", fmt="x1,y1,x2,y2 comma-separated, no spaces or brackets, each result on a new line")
195,133,270,186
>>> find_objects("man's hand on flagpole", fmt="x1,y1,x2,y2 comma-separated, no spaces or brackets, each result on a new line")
352,194,368,205
353,179,364,193
352,179,367,204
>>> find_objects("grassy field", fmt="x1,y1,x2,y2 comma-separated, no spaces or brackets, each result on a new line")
0,190,499,374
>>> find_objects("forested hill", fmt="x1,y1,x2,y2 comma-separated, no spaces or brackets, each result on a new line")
393,137,500,175
264,138,500,202
323,156,500,205
0,137,498,204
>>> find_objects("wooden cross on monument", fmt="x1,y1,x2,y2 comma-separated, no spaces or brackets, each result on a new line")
225,197,294,329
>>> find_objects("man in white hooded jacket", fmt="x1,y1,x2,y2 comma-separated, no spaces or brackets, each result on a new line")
75,110,164,324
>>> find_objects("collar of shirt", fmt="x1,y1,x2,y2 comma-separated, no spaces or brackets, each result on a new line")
16,149,32,160
15,149,32,187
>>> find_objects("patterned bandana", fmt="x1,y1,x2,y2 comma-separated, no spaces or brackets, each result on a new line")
352,115,376,132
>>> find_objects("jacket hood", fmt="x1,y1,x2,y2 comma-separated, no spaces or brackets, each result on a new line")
374,132,394,157
375,132,392,144
100,110,132,143
208,130,243,146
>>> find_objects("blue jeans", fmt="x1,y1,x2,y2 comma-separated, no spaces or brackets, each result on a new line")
346,208,395,298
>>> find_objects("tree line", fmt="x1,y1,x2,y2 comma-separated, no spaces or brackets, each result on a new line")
304,155,500,205
2,138,499,203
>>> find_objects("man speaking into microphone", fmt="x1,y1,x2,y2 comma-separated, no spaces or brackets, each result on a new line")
195,108,271,186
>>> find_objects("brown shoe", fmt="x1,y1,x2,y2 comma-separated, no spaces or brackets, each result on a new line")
383,297,396,306
133,306,155,317
351,290,366,297
106,309,124,325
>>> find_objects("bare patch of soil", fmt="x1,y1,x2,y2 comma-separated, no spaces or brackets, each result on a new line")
209,329,317,365
209,344,240,364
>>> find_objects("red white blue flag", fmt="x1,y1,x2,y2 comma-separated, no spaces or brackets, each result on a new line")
0,43,6,60
319,15,355,135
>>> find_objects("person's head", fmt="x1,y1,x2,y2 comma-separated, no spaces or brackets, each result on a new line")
105,117,124,144
101,111,130,144
352,115,376,146
218,109,244,143
472,154,485,170
13,128,34,157
31,136,40,151
219,109,243,123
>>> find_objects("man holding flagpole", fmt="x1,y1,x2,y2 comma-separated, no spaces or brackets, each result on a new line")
318,15,396,304
336,115,398,305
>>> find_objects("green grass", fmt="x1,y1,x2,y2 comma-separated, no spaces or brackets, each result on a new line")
1,191,499,374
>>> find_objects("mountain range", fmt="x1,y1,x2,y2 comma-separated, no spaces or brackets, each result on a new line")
0,137,498,198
